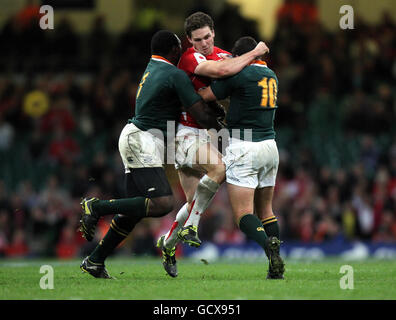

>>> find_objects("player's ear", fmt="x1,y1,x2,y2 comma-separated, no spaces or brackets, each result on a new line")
172,44,180,54
171,45,181,63
187,36,193,45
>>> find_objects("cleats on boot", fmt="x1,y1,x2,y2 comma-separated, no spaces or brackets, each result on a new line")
80,256,112,279
178,225,202,248
79,197,99,241
265,236,285,280
157,235,178,278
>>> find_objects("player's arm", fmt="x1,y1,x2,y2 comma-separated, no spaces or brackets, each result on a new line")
173,70,222,130
198,86,217,102
194,41,269,79
186,100,223,130
198,88,225,122
199,72,233,103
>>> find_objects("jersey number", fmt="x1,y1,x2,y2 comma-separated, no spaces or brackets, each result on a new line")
258,77,277,108
136,72,150,99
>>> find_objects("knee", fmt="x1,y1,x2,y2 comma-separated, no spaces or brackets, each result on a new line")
161,196,174,215
149,196,174,217
207,163,226,184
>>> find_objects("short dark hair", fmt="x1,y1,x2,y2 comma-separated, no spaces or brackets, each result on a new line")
232,36,257,57
184,12,214,38
151,30,180,56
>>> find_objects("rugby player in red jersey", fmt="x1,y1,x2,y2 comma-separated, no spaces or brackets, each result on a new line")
157,12,269,277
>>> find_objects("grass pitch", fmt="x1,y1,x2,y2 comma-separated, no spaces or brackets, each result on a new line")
1,257,395,300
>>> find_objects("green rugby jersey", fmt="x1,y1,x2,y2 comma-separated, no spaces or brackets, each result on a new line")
129,55,202,137
210,60,278,142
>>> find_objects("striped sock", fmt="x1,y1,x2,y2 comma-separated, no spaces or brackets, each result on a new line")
89,215,140,264
261,215,280,239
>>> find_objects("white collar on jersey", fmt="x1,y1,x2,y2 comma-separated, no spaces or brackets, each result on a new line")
251,63,268,68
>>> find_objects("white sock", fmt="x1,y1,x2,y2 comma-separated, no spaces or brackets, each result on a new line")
184,175,220,228
164,203,189,250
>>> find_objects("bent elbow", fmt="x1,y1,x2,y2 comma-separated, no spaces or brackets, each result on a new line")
215,67,230,78
210,64,231,78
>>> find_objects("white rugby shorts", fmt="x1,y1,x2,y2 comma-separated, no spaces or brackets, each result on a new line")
174,123,211,170
118,123,165,172
223,138,279,189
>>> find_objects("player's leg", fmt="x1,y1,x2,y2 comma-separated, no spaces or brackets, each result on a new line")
254,186,280,240
163,168,201,250
254,186,284,279
85,166,174,265
178,142,225,247
254,139,284,279
80,168,175,277
122,168,179,278
80,210,140,279
80,171,143,278
81,168,174,234
80,124,171,241
162,129,204,250
226,183,271,253
86,172,143,266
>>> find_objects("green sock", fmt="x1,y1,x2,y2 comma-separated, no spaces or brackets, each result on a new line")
89,229,125,264
238,214,268,251
262,215,280,239
89,215,142,264
92,197,148,219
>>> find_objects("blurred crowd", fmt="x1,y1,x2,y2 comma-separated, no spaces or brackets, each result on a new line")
0,0,395,259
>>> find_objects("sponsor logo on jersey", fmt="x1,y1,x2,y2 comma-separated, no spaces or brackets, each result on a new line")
193,52,206,64
217,53,232,59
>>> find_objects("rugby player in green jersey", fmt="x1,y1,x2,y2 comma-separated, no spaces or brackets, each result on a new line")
79,30,222,278
199,36,285,279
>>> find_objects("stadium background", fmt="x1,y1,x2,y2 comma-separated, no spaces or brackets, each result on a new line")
0,0,394,261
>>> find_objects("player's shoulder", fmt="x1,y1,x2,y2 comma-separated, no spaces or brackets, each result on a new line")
180,47,206,65
248,61,277,77
148,58,183,78
167,65,190,83
213,46,231,56
208,46,232,61
263,65,278,79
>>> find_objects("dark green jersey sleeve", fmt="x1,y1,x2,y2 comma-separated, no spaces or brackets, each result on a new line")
171,69,202,108
210,76,236,100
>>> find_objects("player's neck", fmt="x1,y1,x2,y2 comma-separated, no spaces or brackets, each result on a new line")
194,47,214,57
151,55,176,66
250,59,267,66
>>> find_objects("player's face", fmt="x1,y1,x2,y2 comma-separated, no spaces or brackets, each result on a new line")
188,26,215,56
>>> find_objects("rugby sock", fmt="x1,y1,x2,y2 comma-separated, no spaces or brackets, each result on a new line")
183,175,220,227
164,203,189,250
92,197,148,219
261,215,280,239
238,214,268,251
89,214,142,264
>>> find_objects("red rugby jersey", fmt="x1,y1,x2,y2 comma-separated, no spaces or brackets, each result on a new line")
177,46,231,128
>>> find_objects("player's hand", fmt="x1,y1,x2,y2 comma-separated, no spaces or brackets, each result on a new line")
254,41,270,56
208,101,226,121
